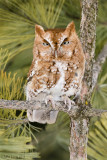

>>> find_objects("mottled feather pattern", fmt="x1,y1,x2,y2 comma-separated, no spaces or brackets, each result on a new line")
26,22,85,124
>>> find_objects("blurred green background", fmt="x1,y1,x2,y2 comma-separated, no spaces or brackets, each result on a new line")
0,0,107,160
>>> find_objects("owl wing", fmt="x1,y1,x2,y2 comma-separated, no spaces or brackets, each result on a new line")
26,60,59,124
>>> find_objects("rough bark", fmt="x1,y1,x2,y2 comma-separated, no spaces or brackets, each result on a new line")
69,0,98,159
70,117,89,160
70,119,88,160
80,0,98,100
0,99,107,118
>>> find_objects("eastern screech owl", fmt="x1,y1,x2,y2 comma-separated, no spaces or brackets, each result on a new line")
26,22,85,124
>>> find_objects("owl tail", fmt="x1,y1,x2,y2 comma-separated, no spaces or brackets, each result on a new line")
27,109,58,124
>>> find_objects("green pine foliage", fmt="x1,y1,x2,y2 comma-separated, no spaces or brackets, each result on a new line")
91,60,107,110
88,115,107,160
0,49,39,159
36,112,70,160
0,129,40,160
0,0,107,160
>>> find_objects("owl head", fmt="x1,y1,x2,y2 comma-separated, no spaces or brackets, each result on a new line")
33,22,80,61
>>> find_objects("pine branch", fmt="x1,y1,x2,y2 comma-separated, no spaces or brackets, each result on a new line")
92,44,107,89
0,0,105,160
0,99,107,118
0,118,29,126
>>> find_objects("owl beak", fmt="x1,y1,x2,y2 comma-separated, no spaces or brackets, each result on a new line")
55,50,57,58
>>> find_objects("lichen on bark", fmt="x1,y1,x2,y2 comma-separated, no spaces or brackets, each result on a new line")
69,0,98,159
80,0,98,103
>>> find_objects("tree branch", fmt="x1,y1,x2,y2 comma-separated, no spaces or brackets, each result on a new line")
92,44,107,89
0,99,107,118
80,0,98,104
69,0,98,159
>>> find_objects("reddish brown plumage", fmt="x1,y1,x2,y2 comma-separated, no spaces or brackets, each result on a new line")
26,22,85,124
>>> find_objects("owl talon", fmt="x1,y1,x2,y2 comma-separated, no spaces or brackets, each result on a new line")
62,96,75,111
45,95,55,109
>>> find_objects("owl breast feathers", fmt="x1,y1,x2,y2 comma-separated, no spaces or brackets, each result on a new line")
26,22,85,124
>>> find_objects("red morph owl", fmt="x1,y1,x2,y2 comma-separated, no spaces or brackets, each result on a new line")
26,22,85,124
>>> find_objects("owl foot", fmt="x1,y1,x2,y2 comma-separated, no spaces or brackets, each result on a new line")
45,95,55,109
62,96,75,111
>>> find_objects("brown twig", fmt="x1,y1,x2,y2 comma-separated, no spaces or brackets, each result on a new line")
92,44,107,89
0,99,107,118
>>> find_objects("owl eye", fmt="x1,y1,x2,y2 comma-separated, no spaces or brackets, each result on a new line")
42,42,49,46
63,41,69,45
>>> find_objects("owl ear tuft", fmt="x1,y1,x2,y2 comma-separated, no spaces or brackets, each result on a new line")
35,24,45,38
65,21,75,34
